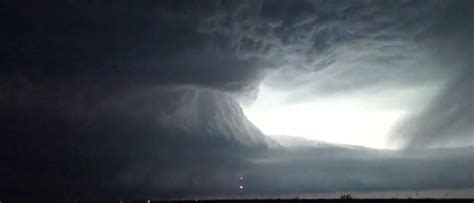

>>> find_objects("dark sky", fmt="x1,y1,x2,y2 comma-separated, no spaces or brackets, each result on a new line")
1,0,473,199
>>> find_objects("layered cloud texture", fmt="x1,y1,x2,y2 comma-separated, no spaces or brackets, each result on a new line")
1,0,473,199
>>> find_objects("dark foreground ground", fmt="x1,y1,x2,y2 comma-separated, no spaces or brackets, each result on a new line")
136,199,473,203
3,199,473,203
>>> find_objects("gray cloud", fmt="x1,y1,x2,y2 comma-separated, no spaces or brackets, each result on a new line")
390,0,474,148
1,0,473,199
199,0,473,147
392,67,474,148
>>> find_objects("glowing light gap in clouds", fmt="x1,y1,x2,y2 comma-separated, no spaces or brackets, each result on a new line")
242,83,411,149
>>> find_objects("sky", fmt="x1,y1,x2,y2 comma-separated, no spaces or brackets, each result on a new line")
1,0,473,199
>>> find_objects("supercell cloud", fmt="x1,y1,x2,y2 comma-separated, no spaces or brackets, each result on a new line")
1,0,473,199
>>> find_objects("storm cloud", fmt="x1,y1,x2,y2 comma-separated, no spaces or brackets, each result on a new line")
1,0,473,199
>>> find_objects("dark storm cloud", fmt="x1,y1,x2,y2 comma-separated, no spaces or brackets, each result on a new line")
0,0,271,197
393,67,474,148
391,0,474,148
1,0,473,199
249,145,474,194
1,0,269,92
201,0,473,148
1,84,269,198
199,0,450,92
